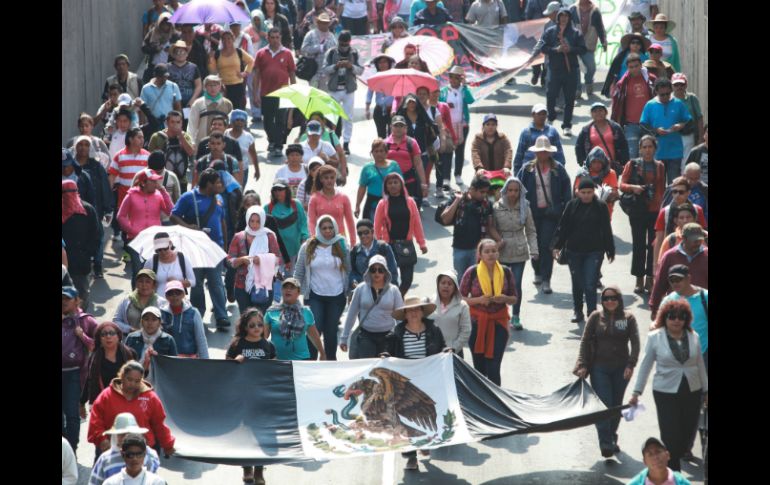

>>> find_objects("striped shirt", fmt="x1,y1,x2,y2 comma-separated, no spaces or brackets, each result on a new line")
89,447,160,485
402,329,427,359
110,148,150,188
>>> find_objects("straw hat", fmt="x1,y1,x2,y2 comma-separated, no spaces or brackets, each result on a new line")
392,296,437,321
619,32,652,50
646,14,676,33
448,66,465,77
528,135,557,153
103,413,149,436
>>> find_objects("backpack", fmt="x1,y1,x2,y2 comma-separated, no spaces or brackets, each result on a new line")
215,47,245,72
157,131,190,181
61,314,92,368
153,252,189,294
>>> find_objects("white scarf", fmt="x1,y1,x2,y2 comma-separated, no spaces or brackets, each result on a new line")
140,329,161,361
245,206,273,255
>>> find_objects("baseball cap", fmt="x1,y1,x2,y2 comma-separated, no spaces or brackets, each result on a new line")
672,73,688,85
143,168,163,181
164,280,186,295
117,93,133,107
141,306,162,319
135,269,158,282
282,277,301,289
649,43,663,52
153,63,170,78
642,437,667,455
391,115,407,126
272,178,288,189
62,286,79,299
531,103,548,114
681,223,705,241
543,1,561,15
590,102,608,112
307,156,325,169
306,120,323,135
483,114,498,124
230,109,249,123
667,264,690,279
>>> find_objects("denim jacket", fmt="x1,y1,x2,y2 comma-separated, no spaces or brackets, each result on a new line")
159,299,209,358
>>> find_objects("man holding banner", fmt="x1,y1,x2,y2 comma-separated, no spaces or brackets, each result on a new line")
541,8,587,137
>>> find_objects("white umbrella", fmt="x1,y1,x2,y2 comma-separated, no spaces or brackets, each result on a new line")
129,225,228,269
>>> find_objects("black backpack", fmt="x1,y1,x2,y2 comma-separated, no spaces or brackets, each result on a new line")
157,131,190,181
153,252,189,294
215,48,245,72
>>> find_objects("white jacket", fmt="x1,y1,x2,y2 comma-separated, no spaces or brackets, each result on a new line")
633,328,708,396
429,270,472,353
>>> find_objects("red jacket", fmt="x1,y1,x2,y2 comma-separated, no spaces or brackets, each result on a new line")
117,186,174,240
88,378,175,450
373,195,427,250
610,69,656,125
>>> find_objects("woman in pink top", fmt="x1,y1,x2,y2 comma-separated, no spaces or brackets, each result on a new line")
117,169,174,285
308,165,357,246
373,172,427,295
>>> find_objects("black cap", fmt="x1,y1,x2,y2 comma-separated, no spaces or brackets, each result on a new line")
667,264,689,278
642,437,667,454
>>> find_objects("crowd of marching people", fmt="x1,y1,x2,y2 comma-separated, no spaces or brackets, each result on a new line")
63,1,707,484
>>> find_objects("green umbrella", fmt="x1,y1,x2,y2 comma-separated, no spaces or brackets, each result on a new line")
266,84,349,120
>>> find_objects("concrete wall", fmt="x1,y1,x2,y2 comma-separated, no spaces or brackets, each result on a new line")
62,0,148,144
659,0,708,122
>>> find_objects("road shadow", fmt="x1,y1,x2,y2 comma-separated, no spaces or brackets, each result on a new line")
479,469,627,485
429,442,492,466
510,328,552,347
529,290,574,310
589,450,646,479
399,459,473,485
481,434,539,454
284,459,325,472
614,235,633,256
422,206,454,240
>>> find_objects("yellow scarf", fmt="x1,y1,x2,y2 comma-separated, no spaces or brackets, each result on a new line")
476,262,504,297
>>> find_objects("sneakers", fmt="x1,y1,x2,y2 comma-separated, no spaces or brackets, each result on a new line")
601,447,614,458
454,175,464,186
575,92,584,100
216,318,231,331
571,313,585,324
682,450,695,461
586,84,594,96
511,315,523,331
343,142,350,155
93,266,104,279
270,149,283,158
542,281,552,294
404,456,418,470
434,187,445,199
634,276,644,294
531,72,539,85
533,275,543,286
563,126,573,137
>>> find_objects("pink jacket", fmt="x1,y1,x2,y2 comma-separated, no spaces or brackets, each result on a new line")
373,196,427,250
308,189,357,246
117,186,174,240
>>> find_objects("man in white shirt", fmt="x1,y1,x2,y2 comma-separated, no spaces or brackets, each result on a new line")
301,121,342,177
225,109,259,185
102,434,167,485
338,0,373,35
275,145,308,197
466,0,508,27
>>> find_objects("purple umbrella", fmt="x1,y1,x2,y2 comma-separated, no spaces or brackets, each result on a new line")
169,0,251,25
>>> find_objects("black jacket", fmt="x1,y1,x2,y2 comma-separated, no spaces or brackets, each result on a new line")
552,197,615,259
79,158,114,217
541,9,587,72
384,320,447,358
575,121,630,166
62,201,100,275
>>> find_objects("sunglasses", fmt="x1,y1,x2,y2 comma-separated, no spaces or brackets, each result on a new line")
101,331,118,337
166,290,185,296
247,323,265,329
357,230,371,236
369,267,386,274
671,189,687,194
601,295,619,302
122,451,145,459
666,311,687,321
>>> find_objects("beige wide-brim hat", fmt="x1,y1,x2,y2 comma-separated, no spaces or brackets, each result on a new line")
392,296,437,321
620,32,652,51
103,412,149,436
171,40,189,54
646,14,676,33
528,135,557,153
448,66,465,77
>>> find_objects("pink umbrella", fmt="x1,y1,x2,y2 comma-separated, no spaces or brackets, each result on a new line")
169,0,251,25
366,68,438,97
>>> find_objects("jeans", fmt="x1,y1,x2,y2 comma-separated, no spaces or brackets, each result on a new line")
504,262,526,316
653,377,703,471
453,248,478,282
373,105,390,139
452,126,469,177
261,96,285,149
350,328,390,359
566,249,603,316
191,261,228,321
330,90,355,143
307,291,346,361
124,243,144,289
62,368,81,453
661,158,682,185
590,365,629,451
623,123,642,159
531,209,559,283
547,68,578,128
469,322,508,386
629,211,658,277
576,50,597,93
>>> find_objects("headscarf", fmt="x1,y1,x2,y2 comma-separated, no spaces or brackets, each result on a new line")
149,14,174,46
315,215,344,246
500,177,529,225
245,205,273,255
62,180,86,224
580,146,611,184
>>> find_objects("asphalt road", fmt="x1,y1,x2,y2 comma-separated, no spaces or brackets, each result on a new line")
73,70,706,485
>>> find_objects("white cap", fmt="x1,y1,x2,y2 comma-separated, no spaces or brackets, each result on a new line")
531,103,548,114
